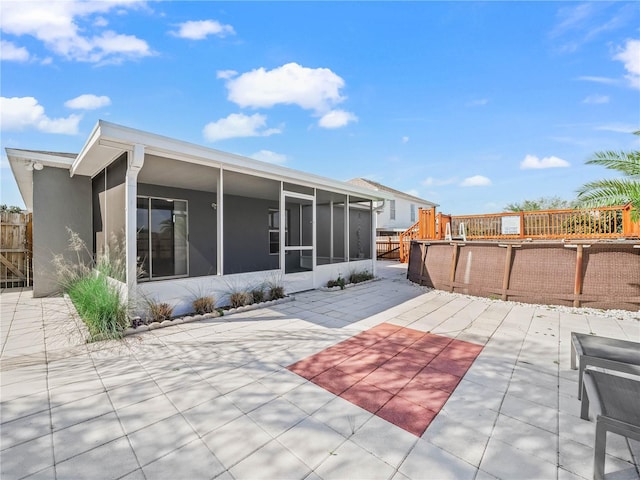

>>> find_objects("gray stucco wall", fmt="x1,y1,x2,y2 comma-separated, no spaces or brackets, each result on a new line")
224,195,279,274
33,167,92,297
137,184,218,277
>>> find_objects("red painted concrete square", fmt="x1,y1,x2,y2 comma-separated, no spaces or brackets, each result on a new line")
288,323,483,437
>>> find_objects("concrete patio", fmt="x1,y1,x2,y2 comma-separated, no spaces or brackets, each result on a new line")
1,261,638,480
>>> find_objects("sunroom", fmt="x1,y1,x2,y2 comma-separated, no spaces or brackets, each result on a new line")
73,121,388,315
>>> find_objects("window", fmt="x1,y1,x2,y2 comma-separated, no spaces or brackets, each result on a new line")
268,208,289,254
389,200,396,220
410,203,416,222
137,197,188,280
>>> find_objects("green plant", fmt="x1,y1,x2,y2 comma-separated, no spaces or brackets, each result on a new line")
577,130,640,220
229,291,251,308
327,276,346,289
250,288,265,304
348,270,374,284
147,301,174,322
95,232,128,282
0,204,24,213
265,274,285,300
268,285,285,299
54,228,129,341
192,295,216,314
67,274,128,341
504,196,576,212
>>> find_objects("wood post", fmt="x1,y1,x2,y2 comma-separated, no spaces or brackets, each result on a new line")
565,244,590,308
502,244,512,301
574,245,584,308
419,242,427,284
519,211,525,239
449,243,459,292
498,243,521,301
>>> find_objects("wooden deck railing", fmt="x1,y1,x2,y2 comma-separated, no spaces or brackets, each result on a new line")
396,204,639,262
450,205,635,240
399,220,420,263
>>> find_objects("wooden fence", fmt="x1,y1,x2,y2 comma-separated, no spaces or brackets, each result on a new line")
376,236,401,259
397,204,640,263
1,212,32,288
450,205,637,240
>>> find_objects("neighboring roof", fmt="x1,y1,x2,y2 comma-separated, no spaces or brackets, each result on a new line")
6,121,392,210
347,178,438,207
5,149,79,211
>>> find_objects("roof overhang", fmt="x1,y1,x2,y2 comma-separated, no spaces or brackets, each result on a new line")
70,120,391,201
5,149,76,211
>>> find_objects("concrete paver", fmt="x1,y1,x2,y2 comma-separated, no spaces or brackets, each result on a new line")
1,261,639,480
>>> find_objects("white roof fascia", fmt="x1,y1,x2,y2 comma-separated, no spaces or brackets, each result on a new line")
6,149,77,211
70,121,102,177
73,120,391,201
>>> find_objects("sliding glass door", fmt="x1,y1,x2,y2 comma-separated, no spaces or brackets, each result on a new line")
137,197,188,280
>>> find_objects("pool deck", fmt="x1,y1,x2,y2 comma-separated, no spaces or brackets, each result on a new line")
1,261,639,480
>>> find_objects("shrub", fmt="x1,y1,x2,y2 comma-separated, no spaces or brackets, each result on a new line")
67,274,128,341
250,288,265,304
54,228,129,341
327,276,346,290
147,301,174,322
192,296,216,315
268,285,285,300
229,291,251,308
349,270,374,284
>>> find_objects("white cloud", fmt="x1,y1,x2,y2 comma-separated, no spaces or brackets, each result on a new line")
422,176,457,187
402,136,409,143
594,123,638,134
171,20,235,40
520,154,570,169
93,16,108,27
466,98,489,107
460,175,492,187
318,109,357,129
216,69,237,80
202,113,281,142
64,94,111,110
405,189,420,198
550,3,632,53
582,94,609,104
250,150,287,165
0,40,29,62
224,62,346,112
577,75,618,85
614,39,640,89
1,96,81,134
0,1,152,64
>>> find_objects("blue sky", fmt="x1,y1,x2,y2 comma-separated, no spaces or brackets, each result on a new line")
1,1,639,214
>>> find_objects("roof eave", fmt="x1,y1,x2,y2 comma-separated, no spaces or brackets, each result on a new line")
71,120,391,201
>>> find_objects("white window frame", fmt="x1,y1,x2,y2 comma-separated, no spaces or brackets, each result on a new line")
389,199,396,220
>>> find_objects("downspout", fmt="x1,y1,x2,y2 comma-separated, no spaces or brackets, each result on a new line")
372,199,385,276
126,144,144,295
373,199,386,214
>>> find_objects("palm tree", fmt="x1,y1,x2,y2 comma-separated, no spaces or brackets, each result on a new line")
576,130,640,219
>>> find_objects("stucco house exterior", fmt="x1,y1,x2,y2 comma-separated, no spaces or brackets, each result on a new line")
348,178,437,236
7,121,389,314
